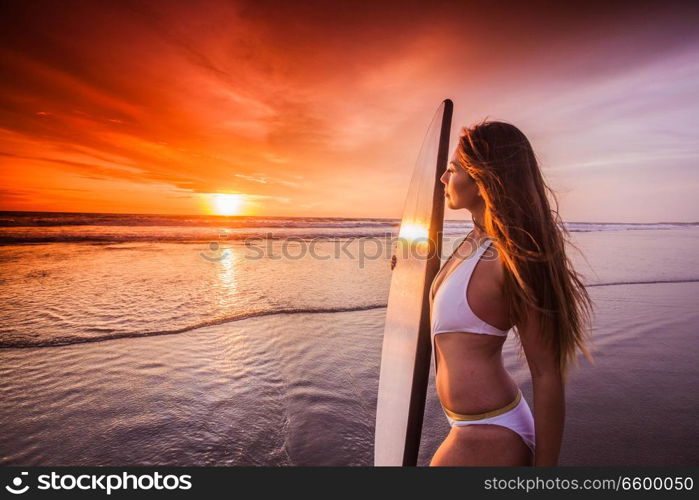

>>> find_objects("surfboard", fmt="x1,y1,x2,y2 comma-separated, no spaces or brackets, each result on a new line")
374,99,453,466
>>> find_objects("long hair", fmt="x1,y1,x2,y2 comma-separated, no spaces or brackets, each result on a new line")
456,118,595,384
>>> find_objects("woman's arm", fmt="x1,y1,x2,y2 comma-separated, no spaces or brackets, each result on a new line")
517,303,565,466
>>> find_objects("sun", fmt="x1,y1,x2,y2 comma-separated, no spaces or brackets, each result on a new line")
212,193,245,216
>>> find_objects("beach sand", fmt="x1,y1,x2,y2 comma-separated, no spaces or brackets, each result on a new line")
2,281,698,465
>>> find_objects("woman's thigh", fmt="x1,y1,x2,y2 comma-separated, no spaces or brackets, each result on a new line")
429,424,533,466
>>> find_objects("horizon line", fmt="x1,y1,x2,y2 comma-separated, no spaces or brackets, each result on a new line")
0,209,696,226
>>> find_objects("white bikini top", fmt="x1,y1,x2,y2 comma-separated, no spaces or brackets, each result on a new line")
429,233,510,340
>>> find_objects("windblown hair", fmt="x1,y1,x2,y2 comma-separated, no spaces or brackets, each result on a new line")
456,118,595,384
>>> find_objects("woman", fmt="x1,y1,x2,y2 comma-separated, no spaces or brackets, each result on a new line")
428,120,595,466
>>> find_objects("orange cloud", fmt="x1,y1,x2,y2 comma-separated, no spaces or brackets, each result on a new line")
1,1,698,220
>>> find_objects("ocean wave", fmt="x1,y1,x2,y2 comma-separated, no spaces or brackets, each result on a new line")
3,278,698,349
0,212,400,228
587,279,699,287
1,212,696,235
0,303,388,348
1,222,696,245
0,231,399,244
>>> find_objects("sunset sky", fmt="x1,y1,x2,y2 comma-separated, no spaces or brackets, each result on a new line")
1,0,698,222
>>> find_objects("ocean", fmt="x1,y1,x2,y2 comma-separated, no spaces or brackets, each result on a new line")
1,212,698,465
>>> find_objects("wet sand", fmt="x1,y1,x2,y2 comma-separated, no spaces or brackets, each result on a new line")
2,281,697,465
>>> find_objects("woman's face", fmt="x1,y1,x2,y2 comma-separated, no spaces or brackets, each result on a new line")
440,155,482,211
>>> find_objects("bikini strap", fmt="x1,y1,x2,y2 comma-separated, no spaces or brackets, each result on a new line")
442,389,522,421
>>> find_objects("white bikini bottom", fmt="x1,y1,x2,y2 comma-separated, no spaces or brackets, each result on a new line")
441,387,535,456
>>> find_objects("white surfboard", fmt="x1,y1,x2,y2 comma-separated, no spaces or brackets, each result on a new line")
374,99,453,466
